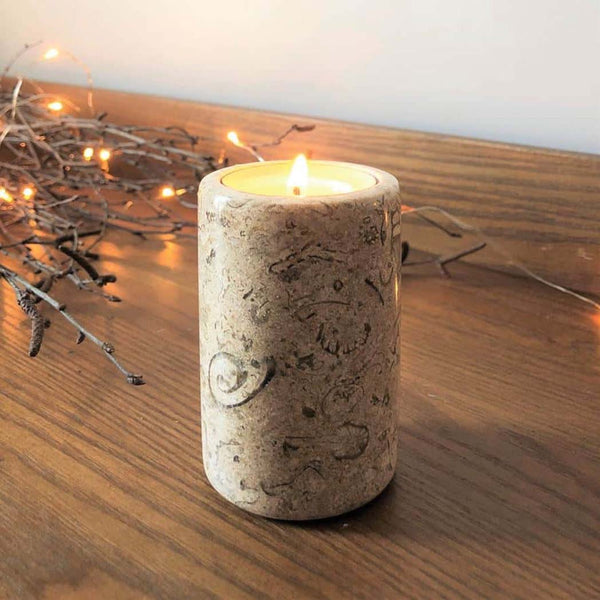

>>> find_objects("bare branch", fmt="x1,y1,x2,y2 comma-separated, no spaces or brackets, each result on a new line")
0,263,145,385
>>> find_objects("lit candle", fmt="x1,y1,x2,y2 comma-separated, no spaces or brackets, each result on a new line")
220,155,375,197
198,157,401,519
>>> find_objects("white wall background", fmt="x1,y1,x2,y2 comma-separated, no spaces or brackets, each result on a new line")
1,0,598,153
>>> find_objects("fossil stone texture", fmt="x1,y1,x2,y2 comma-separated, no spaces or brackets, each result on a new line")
198,162,401,519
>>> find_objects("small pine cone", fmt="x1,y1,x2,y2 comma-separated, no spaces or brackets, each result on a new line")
17,290,45,357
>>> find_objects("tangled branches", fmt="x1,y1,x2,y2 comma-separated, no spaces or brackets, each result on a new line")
0,44,313,384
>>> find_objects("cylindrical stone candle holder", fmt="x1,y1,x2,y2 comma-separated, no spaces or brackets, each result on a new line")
198,159,401,520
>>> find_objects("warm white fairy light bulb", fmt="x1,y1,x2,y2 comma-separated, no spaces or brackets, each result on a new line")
43,48,59,60
0,188,13,203
83,147,94,161
227,131,242,147
47,101,63,112
160,186,175,198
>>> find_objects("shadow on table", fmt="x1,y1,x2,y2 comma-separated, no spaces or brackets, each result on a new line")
285,419,600,555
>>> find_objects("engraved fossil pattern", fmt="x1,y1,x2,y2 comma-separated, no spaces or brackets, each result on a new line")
321,382,363,420
258,379,371,497
208,352,276,407
268,243,343,283
198,168,401,518
259,462,326,513
332,423,369,459
316,321,371,357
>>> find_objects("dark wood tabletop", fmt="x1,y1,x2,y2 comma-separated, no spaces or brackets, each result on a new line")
1,84,599,599
1,232,599,599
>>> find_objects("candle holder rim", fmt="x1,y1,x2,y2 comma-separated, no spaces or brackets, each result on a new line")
201,159,399,203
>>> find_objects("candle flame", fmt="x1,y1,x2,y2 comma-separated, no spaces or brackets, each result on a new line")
287,154,308,196
47,100,63,112
99,148,111,161
22,186,35,200
227,131,242,147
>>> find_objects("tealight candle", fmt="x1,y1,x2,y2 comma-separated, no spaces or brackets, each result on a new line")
220,156,377,196
198,157,401,519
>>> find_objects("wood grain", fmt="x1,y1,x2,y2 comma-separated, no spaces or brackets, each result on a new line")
1,229,599,599
28,80,600,296
1,85,599,598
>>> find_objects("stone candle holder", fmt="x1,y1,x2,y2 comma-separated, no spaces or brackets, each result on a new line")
198,160,401,520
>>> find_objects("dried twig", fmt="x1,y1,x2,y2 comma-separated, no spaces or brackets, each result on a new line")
402,240,487,276
402,206,600,310
0,263,145,384
227,124,315,162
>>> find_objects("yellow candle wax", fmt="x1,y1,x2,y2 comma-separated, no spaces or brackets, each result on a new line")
220,157,377,197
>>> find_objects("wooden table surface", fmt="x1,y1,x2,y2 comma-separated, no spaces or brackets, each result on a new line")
1,225,599,599
0,78,599,600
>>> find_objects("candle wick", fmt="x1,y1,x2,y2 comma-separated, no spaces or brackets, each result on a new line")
293,186,301,196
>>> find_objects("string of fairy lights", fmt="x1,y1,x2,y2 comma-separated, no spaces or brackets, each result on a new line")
1,43,204,206
0,43,308,207
0,42,316,384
